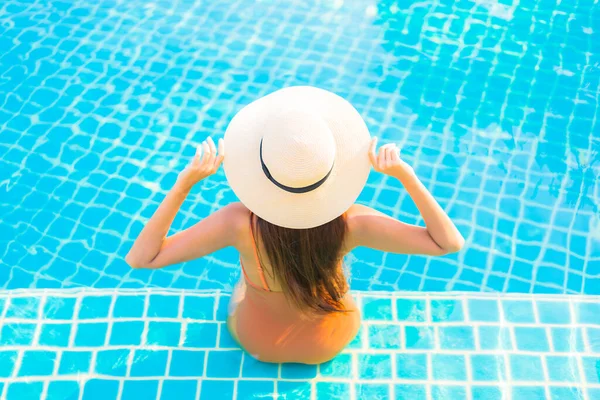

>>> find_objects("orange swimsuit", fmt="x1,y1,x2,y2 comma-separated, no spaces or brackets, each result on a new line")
229,218,361,364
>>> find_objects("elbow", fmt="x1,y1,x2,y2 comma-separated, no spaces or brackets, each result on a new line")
125,253,146,269
444,236,465,254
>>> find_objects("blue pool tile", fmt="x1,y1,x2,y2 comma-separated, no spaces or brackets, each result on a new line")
147,321,181,346
587,327,600,352
396,353,427,380
471,386,503,400
467,299,499,322
588,388,600,400
509,355,544,381
74,322,107,347
122,380,159,399
58,351,92,375
218,323,238,348
206,351,242,378
549,387,584,400
38,323,71,346
113,295,145,318
574,302,600,324
431,299,464,322
431,354,466,381
536,300,571,324
502,300,535,323
362,297,393,320
368,324,401,349
319,354,352,378
6,382,43,400
237,380,275,400
511,386,546,400
546,356,580,382
183,295,215,320
43,297,76,319
47,381,79,400
148,295,180,318
242,355,279,378
514,327,549,351
0,351,18,377
95,349,130,376
438,326,475,350
346,326,364,349
395,384,427,400
470,355,506,381
432,385,467,400
78,296,112,319
216,294,231,320
183,322,218,348
358,354,392,379
550,327,585,352
169,350,205,377
0,323,35,345
316,382,350,400
161,380,198,400
130,350,168,377
5,297,40,319
200,380,234,400
356,384,390,399
82,379,119,400
396,298,427,322
278,381,312,399
18,350,56,376
109,321,144,345
478,326,513,350
282,363,318,379
582,357,600,383
405,326,434,349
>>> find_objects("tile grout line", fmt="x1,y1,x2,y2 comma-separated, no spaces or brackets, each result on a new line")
571,298,590,400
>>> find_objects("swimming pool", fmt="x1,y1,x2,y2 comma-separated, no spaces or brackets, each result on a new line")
0,0,598,398
0,0,598,294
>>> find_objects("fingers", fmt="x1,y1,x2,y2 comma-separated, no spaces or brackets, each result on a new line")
368,137,378,168
214,138,225,169
379,143,393,169
207,136,217,155
193,144,202,165
390,145,400,162
195,137,224,173
200,140,211,165
385,144,397,165
205,137,217,166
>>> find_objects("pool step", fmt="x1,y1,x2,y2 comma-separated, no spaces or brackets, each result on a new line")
0,289,598,399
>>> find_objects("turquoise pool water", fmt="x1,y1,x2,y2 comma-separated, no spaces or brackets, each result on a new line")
0,0,598,294
0,0,599,399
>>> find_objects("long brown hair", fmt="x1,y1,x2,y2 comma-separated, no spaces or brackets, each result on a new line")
252,213,350,313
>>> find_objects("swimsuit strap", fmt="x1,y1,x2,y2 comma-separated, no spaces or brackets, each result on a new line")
240,213,271,292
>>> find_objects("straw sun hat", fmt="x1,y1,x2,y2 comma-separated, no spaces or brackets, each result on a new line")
223,86,371,229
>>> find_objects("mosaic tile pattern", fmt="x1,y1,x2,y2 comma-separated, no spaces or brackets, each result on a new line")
0,289,599,399
0,0,599,293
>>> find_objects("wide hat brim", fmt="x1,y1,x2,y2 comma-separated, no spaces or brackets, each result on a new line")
223,86,371,229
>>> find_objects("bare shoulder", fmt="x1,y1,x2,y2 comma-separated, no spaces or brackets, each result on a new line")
217,202,251,245
345,203,391,228
343,203,391,251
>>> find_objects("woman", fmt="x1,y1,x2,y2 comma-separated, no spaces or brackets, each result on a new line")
126,86,464,364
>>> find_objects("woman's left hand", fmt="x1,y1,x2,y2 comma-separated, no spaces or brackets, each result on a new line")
177,137,225,190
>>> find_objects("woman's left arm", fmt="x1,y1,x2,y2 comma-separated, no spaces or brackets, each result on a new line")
125,137,235,269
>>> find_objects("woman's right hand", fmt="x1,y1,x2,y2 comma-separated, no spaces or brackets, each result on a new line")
368,137,414,179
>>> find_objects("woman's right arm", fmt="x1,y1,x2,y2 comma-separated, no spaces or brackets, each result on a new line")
346,138,464,256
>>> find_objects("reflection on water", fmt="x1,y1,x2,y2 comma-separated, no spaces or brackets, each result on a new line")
0,0,597,293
